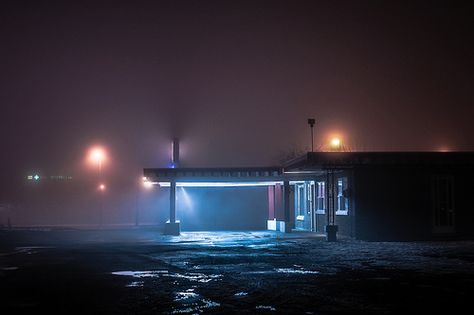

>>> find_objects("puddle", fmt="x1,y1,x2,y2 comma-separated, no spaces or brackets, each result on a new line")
275,268,319,275
112,270,222,284
245,268,319,275
247,243,276,249
174,289,198,301
111,270,168,278
12,246,54,255
234,291,248,296
126,281,144,287
171,298,221,314
256,305,276,311
166,272,222,283
14,246,54,250
172,298,220,314
1,267,19,271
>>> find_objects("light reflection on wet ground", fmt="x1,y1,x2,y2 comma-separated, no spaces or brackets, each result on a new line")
1,230,474,314
112,270,223,283
125,281,144,288
256,305,276,311
112,270,168,278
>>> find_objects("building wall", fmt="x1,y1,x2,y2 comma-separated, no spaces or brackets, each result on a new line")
333,171,355,237
289,173,355,236
353,166,474,241
174,186,268,231
446,168,474,239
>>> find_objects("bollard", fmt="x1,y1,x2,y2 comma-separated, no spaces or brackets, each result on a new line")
325,225,338,242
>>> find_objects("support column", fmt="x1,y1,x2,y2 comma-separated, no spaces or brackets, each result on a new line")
325,170,338,241
282,180,292,233
170,180,176,223
267,185,277,230
164,180,180,235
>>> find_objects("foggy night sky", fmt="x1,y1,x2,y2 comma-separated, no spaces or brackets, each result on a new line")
1,0,474,196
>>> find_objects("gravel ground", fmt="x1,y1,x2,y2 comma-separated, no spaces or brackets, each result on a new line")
1,229,474,314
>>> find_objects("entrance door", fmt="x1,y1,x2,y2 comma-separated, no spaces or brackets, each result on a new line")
294,183,305,230
432,175,455,233
294,181,315,231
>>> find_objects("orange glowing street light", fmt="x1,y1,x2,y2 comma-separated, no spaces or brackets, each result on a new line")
88,146,107,227
329,137,343,151
88,146,107,172
330,137,341,148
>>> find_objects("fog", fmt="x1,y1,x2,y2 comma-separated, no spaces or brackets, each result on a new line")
1,1,473,227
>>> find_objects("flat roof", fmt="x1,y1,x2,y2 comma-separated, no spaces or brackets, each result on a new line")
283,151,474,170
144,152,474,182
143,167,284,182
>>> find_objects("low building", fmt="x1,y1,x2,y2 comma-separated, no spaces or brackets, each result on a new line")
144,152,474,241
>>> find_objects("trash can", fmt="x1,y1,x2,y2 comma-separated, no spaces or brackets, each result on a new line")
325,224,338,242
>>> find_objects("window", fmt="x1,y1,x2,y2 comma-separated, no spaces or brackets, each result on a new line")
316,181,325,214
336,177,349,215
297,184,305,217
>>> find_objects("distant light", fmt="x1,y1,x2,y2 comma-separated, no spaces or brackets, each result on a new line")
33,174,40,181
330,137,341,148
88,146,107,167
90,148,105,161
99,183,106,191
438,147,450,152
157,181,283,188
142,177,147,181
27,175,33,180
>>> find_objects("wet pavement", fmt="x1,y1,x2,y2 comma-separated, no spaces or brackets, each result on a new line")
1,229,474,314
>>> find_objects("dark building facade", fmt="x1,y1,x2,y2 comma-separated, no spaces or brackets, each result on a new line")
283,152,474,241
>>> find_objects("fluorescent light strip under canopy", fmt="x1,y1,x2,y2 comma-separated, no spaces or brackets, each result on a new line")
155,181,283,188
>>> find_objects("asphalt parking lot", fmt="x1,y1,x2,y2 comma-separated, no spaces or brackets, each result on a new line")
1,229,474,314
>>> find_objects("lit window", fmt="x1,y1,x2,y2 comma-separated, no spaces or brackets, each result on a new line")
336,177,349,215
316,181,325,214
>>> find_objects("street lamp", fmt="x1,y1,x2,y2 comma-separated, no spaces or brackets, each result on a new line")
330,137,342,151
88,146,107,227
308,118,315,152
89,147,106,173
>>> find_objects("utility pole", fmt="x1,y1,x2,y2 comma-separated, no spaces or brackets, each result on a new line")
308,118,315,152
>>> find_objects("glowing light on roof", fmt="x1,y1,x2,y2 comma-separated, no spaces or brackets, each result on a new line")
330,137,341,148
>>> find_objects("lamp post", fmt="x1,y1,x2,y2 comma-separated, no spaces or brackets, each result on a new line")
308,118,315,152
88,146,107,227
89,147,105,174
